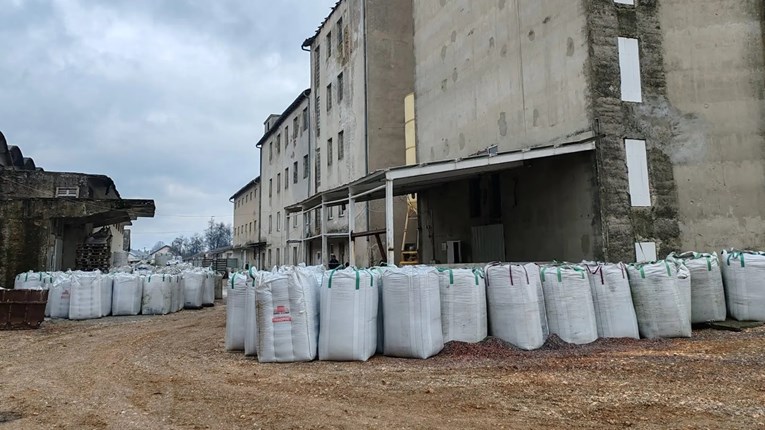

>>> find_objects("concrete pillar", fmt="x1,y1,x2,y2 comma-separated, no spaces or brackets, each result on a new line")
348,191,356,267
321,202,328,267
385,180,395,265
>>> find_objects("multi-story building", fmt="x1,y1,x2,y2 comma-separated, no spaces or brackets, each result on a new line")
230,177,261,268
255,90,312,268
297,0,415,266
409,0,765,263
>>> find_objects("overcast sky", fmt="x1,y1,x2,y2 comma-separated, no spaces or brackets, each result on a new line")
0,0,335,251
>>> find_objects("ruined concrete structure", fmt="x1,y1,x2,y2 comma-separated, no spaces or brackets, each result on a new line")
412,0,765,263
0,132,155,287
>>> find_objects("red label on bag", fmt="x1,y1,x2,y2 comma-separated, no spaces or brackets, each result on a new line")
272,305,291,323
272,316,293,323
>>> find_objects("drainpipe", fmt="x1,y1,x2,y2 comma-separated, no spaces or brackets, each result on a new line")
362,0,372,263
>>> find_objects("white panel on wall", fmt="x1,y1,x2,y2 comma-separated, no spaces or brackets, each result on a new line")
625,139,651,207
618,37,642,102
615,0,635,5
635,242,657,263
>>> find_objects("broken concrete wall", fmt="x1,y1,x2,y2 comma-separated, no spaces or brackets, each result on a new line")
659,0,765,251
413,0,594,163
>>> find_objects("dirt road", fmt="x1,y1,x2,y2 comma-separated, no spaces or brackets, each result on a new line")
2,303,764,429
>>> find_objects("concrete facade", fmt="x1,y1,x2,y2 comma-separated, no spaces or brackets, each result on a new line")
412,0,765,262
231,178,261,268
256,92,312,268
302,0,414,266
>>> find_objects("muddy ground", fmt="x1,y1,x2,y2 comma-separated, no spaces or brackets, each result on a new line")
1,303,764,429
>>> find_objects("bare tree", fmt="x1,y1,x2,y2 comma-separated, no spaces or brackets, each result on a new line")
205,218,232,251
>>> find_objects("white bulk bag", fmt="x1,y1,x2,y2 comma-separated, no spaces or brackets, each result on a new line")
584,263,639,339
142,275,173,315
675,262,692,324
382,267,443,359
627,261,692,338
112,273,143,316
225,272,249,352
671,253,726,323
69,272,103,320
202,272,215,306
244,276,259,357
721,250,765,321
49,273,73,319
485,263,547,350
438,268,487,343
100,275,113,317
14,272,53,290
257,268,320,363
183,272,205,309
319,268,378,361
541,265,598,344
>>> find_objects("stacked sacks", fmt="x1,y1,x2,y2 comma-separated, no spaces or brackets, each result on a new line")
382,267,443,359
438,268,487,343
627,261,692,338
257,267,320,363
485,263,548,350
49,272,73,319
319,268,378,361
182,271,206,309
584,263,639,339
225,272,249,352
14,272,54,290
112,273,143,316
202,272,216,307
142,274,174,315
69,271,103,320
540,264,598,345
721,250,765,321
673,253,726,323
100,274,113,317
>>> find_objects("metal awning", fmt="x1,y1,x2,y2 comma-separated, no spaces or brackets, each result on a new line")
287,139,597,266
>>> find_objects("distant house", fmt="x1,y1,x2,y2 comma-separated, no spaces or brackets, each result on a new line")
150,245,174,258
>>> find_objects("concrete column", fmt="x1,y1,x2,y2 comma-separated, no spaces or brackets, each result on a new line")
348,191,356,267
321,202,328,267
385,179,394,265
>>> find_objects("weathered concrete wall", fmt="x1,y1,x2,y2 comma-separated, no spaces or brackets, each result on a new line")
413,0,594,163
420,152,601,263
1,170,119,199
586,0,682,262
659,0,765,251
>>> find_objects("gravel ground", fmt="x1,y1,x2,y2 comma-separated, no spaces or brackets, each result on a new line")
1,304,764,429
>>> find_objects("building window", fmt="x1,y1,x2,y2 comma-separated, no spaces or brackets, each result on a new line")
326,31,332,57
302,108,309,131
285,126,289,146
339,204,346,218
269,142,273,162
293,247,298,265
337,72,344,102
285,168,289,190
614,0,635,4
293,214,298,228
293,117,299,140
269,179,273,197
293,161,298,184
316,148,321,187
326,83,332,111
269,215,272,233
268,249,272,267
327,138,333,166
277,133,281,153
337,17,344,51
277,211,281,232
276,248,281,266
635,242,657,263
338,131,344,160
277,173,281,193
315,209,320,230
328,206,334,220
618,37,642,103
303,155,309,179
625,139,652,206
254,221,257,235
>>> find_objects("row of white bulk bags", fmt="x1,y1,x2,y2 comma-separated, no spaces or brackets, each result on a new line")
382,267,443,359
225,273,249,351
100,275,113,317
584,263,639,339
540,265,599,345
673,253,726,323
69,271,102,320
319,268,378,361
112,273,143,316
721,250,765,321
142,275,174,315
244,271,265,357
203,272,216,306
258,267,320,363
627,261,692,338
183,271,206,309
15,271,54,290
49,273,73,319
485,263,548,350
438,268,487,343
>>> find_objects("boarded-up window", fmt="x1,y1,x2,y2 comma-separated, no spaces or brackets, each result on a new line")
55,187,79,198
618,37,642,102
625,139,651,206
635,242,657,262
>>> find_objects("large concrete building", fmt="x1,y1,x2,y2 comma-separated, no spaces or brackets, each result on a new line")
293,0,415,266
407,0,765,263
0,132,155,287
255,91,312,268
230,177,262,268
